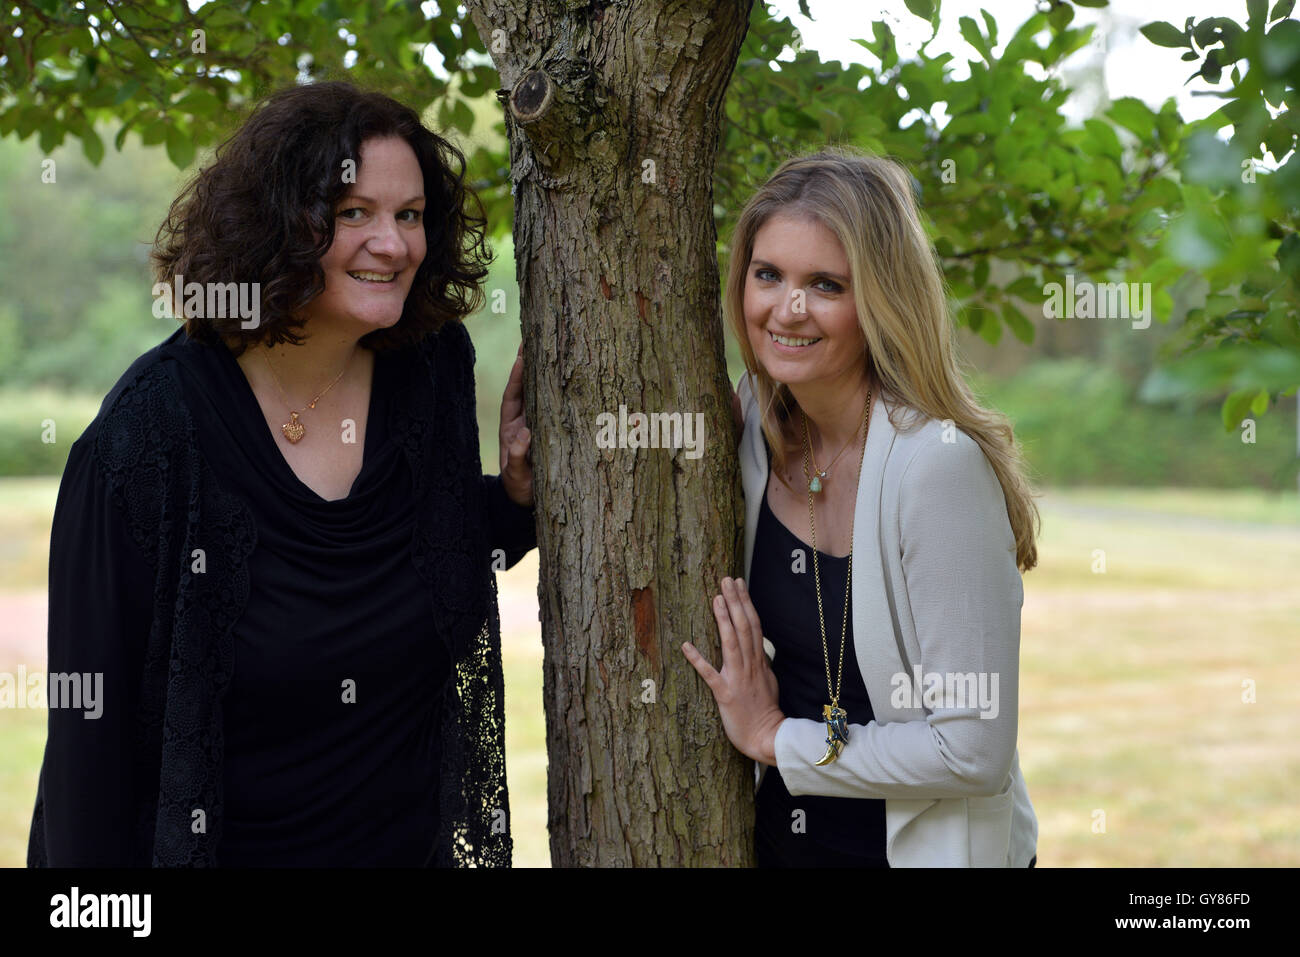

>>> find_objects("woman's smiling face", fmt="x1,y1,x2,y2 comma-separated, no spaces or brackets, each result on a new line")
305,135,428,336
743,212,865,389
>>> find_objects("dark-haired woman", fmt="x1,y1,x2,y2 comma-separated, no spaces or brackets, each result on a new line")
27,82,535,867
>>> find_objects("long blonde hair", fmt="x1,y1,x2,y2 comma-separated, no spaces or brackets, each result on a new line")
723,146,1041,572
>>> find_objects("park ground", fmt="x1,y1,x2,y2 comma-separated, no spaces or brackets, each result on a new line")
1,480,1296,867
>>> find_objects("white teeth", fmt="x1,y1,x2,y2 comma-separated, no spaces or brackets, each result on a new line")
348,271,395,282
771,331,821,347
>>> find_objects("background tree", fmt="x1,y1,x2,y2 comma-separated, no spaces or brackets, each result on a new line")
1134,0,1300,434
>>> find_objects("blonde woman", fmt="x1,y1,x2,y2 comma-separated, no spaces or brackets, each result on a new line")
682,147,1039,867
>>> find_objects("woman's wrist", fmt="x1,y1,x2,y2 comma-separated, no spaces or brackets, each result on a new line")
758,713,785,767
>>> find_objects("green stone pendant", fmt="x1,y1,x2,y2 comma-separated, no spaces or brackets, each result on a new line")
809,473,824,493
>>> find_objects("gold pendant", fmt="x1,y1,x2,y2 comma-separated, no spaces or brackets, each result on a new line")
281,411,306,444
814,703,849,765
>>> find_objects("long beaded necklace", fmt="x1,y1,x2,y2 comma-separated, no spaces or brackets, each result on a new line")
799,387,872,765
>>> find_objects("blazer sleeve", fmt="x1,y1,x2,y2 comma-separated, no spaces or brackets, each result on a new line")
773,430,1023,799
34,430,155,865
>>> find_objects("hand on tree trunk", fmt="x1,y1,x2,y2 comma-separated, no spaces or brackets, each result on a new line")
500,343,533,507
681,576,785,767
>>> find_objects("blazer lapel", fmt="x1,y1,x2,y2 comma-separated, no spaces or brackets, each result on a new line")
851,389,945,863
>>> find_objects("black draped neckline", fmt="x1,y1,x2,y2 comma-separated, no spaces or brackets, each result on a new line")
156,325,411,523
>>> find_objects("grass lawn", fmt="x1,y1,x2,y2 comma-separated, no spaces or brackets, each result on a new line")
2,478,1297,867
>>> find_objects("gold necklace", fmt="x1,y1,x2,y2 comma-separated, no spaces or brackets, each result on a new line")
802,424,859,494
262,348,352,444
801,387,872,766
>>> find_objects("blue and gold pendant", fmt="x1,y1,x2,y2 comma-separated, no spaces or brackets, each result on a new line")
814,703,849,765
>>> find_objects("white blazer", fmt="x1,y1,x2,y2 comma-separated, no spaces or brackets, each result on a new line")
738,372,1038,867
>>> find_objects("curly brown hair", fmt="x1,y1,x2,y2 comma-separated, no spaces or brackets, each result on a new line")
151,81,491,355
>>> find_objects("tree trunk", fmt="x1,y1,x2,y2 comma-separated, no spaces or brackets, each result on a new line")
466,0,755,866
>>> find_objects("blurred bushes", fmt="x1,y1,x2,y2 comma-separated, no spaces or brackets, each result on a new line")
0,389,102,476
8,354,1295,490
973,358,1298,491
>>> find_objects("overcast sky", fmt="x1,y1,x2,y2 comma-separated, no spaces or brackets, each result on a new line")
770,0,1251,126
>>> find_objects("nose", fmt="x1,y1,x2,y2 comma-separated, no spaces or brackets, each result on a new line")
772,284,803,326
364,214,406,259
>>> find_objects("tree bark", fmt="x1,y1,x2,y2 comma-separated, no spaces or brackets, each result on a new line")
466,0,755,865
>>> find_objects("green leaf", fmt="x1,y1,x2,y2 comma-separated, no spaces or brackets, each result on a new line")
1005,276,1044,300
975,306,1002,345
81,126,104,165
1073,0,1109,6
165,122,196,169
1261,19,1300,77
1222,388,1257,429
1277,232,1300,281
1165,207,1232,269
980,8,997,48
173,89,223,118
113,78,142,106
903,0,932,20
1000,301,1036,344
1083,118,1123,161
1139,21,1189,48
451,97,474,135
140,116,168,147
1049,3,1074,31
1264,119,1296,162
959,16,992,62
1250,389,1270,415
38,117,64,154
1273,0,1296,22
1201,50,1223,84
1017,159,1052,190
1107,97,1157,139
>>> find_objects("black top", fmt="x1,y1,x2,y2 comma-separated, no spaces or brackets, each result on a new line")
28,322,535,867
172,332,444,865
750,468,888,867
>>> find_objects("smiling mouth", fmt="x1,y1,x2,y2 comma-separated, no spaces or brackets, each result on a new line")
348,271,396,284
769,330,822,347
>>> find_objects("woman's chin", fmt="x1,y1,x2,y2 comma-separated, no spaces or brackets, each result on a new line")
348,311,405,333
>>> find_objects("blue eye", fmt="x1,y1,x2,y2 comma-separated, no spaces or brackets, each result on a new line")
754,268,840,293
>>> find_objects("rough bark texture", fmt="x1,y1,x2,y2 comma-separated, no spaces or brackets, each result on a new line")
465,0,755,865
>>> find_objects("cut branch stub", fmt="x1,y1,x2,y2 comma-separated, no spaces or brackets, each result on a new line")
506,68,576,183
510,69,555,123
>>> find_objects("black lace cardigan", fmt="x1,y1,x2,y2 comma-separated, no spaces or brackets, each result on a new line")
27,319,533,867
